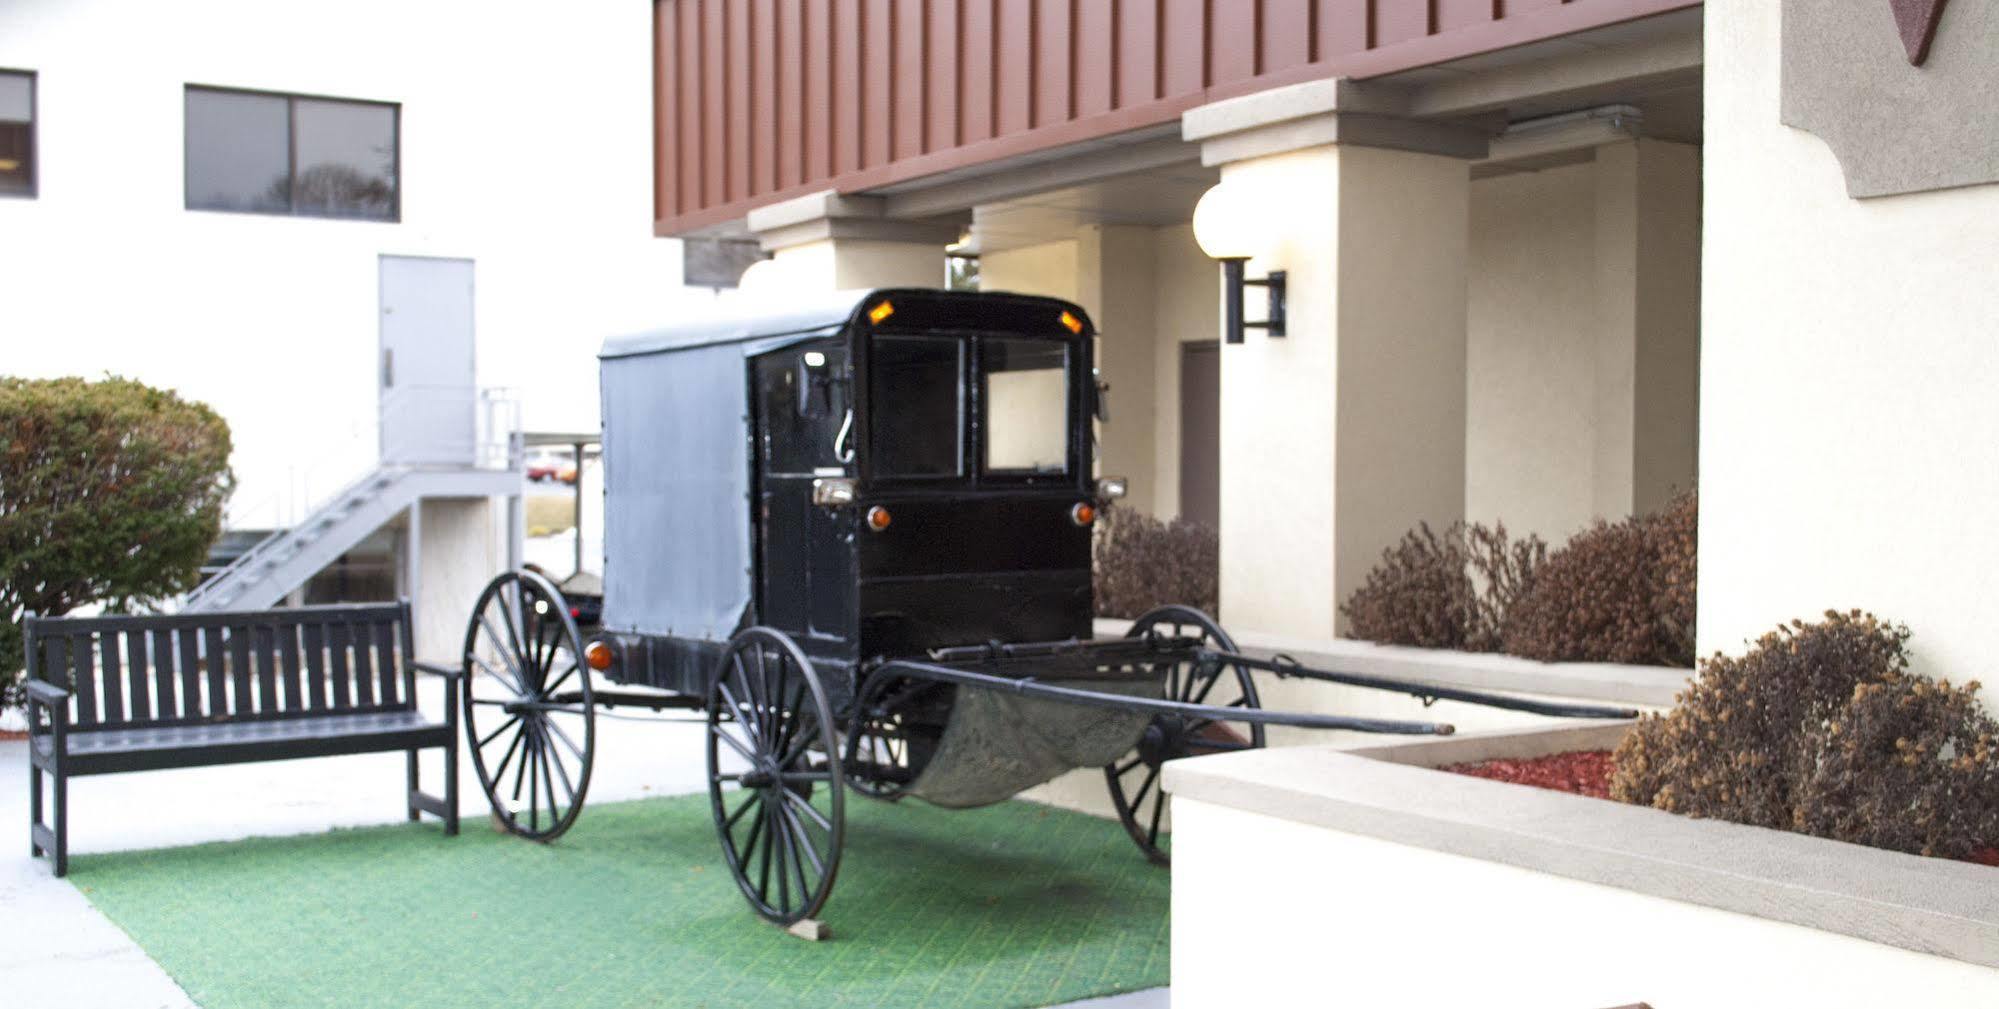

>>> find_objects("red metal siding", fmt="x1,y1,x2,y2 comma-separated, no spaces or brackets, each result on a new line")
653,0,1701,233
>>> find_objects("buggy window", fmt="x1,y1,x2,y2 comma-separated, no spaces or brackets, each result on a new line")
868,335,964,478
981,338,1069,475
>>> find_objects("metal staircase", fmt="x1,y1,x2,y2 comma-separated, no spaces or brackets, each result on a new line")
183,387,523,614
183,463,523,613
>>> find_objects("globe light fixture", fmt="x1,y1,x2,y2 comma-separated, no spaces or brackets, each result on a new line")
1191,180,1287,344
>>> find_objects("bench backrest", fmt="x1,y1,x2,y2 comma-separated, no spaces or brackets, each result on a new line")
23,602,420,731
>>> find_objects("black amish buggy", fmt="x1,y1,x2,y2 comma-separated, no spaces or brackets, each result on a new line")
453,288,1635,926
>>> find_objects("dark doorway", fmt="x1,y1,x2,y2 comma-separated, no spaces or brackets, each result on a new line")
1179,341,1220,527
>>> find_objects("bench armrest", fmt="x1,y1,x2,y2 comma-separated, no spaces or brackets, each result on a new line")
412,660,464,681
24,679,70,707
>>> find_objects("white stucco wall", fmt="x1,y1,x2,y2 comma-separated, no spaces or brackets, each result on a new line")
0,0,695,529
1700,0,1999,683
1172,798,1999,1008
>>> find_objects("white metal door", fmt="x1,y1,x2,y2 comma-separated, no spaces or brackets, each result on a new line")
379,255,476,465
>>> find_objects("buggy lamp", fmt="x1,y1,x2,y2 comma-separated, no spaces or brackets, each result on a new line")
1095,476,1129,502
866,505,893,532
1070,502,1097,527
1192,181,1287,345
584,640,615,672
868,300,895,325
812,477,856,507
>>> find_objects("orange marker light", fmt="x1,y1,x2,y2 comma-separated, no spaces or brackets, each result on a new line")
868,300,896,324
867,505,893,531
1070,502,1097,526
1059,310,1084,334
584,640,615,671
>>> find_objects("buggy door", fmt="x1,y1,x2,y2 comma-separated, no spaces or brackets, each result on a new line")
752,339,856,655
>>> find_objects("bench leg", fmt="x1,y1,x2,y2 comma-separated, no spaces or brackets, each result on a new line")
445,729,460,837
53,770,67,878
29,761,42,857
406,750,421,823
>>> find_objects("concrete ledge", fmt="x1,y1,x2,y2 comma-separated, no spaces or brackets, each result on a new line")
1093,618,1688,707
1164,722,1999,969
745,189,963,252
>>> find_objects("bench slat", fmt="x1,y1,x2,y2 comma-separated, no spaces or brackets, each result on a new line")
151,628,179,721
303,622,330,711
279,620,305,713
71,633,98,727
351,616,377,708
327,621,353,710
126,630,152,722
41,635,68,715
253,623,278,715
100,630,125,724
203,626,226,719
178,626,203,720
229,626,253,717
374,620,400,708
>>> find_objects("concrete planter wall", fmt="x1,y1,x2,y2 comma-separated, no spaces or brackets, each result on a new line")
1165,722,1999,1009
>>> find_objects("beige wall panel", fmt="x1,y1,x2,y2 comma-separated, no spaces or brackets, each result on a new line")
1466,162,1601,542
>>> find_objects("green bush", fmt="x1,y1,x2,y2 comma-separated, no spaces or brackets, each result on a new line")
1093,505,1217,620
1611,611,1999,860
1,377,234,700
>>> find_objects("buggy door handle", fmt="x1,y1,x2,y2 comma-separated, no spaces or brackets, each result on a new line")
832,409,854,463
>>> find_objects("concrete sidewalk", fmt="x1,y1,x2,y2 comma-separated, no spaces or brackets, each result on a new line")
0,679,1169,1008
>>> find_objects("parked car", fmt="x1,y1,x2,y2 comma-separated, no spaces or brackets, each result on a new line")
525,452,564,482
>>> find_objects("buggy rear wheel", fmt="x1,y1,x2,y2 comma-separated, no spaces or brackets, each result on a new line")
1104,605,1264,865
706,627,846,925
461,569,596,842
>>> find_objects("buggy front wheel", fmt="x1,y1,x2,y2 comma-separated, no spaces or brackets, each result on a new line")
1104,605,1264,865
706,627,846,925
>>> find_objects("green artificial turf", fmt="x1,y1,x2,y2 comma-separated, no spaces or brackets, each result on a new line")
69,793,1169,1009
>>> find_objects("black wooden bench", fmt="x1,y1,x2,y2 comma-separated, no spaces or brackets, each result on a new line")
24,601,459,876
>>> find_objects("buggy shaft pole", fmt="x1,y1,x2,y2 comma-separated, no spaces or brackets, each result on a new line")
1203,649,1642,721
871,660,1458,736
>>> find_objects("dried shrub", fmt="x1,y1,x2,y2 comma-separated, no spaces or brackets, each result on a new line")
1340,522,1544,652
1502,489,1697,666
1611,611,1999,859
1465,522,1546,653
1611,611,1909,830
1791,676,1999,859
1092,505,1218,620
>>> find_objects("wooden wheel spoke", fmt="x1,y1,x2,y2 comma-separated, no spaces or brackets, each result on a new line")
478,714,522,749
781,786,834,832
725,790,761,831
1146,789,1167,847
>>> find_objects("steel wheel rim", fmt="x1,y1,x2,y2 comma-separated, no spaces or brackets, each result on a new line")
706,627,845,925
461,570,595,842
1105,605,1263,865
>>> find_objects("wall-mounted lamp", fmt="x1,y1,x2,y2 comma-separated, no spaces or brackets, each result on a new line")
1192,181,1287,345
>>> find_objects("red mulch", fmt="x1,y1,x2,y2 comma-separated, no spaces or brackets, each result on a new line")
0,730,25,742
1441,749,1999,867
1442,749,1615,800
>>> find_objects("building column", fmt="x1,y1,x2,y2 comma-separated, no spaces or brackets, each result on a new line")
1075,225,1162,506
1592,138,1702,519
1185,81,1490,638
745,191,959,291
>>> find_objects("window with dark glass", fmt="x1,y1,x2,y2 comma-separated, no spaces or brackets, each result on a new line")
0,70,33,197
868,335,964,478
185,86,397,220
980,338,1070,475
